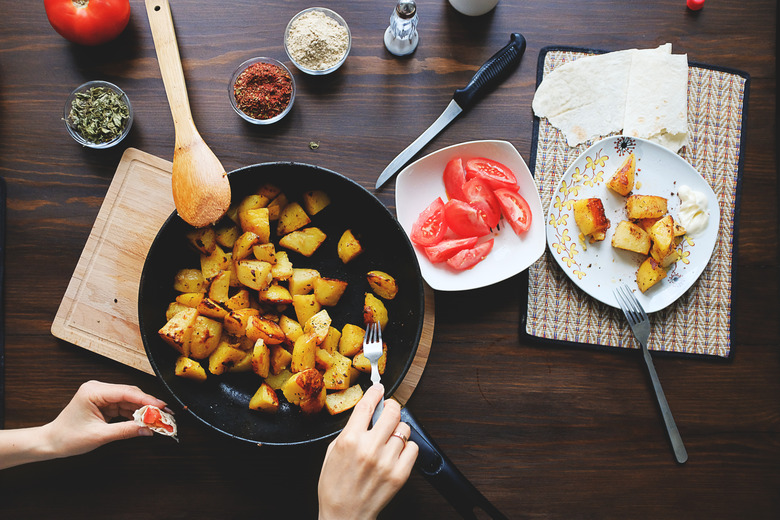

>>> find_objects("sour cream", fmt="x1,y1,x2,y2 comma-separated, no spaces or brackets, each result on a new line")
677,185,709,236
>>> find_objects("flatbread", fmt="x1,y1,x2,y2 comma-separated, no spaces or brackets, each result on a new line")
532,44,688,151
133,405,178,440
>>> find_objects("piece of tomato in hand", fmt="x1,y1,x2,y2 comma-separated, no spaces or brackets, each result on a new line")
443,199,491,238
411,197,448,247
443,157,467,201
461,177,501,229
465,158,518,191
142,407,174,433
423,236,479,263
495,189,532,235
446,239,494,270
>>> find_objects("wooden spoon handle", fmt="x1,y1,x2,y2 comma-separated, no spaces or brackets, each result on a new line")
145,0,195,139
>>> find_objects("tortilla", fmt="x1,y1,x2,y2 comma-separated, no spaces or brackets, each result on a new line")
133,405,178,440
532,44,688,151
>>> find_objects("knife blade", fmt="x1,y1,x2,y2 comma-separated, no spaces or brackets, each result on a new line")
375,32,527,189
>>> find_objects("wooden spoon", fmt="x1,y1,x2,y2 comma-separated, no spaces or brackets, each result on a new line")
145,0,230,228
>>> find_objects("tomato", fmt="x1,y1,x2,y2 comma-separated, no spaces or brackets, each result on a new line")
465,158,518,191
411,197,448,247
44,0,131,46
142,407,173,433
461,177,501,229
443,199,491,238
446,239,494,270
442,157,467,201
494,189,532,235
423,236,479,263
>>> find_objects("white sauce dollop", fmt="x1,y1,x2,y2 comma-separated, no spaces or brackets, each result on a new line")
677,185,709,236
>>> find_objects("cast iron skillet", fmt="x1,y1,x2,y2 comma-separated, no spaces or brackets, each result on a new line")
138,162,507,518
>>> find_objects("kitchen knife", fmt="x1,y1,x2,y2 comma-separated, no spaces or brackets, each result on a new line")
375,32,527,189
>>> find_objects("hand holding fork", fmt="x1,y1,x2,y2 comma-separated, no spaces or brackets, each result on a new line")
362,322,385,427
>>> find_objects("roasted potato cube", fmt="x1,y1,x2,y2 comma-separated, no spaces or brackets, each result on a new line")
282,368,324,405
315,348,335,370
289,268,320,295
166,302,190,321
237,194,269,216
363,293,389,330
291,333,318,373
292,294,321,327
232,231,263,261
215,222,240,249
252,242,277,263
176,292,204,308
208,270,231,303
173,268,208,293
325,384,364,415
196,297,229,320
304,309,332,344
175,356,208,382
271,251,294,281
267,193,289,221
301,190,331,216
257,183,282,201
235,259,273,291
323,351,353,391
240,208,271,244
258,283,293,305
279,315,304,346
338,323,365,357
265,368,293,390
573,198,610,242
188,316,223,359
635,217,662,232
250,339,271,378
611,220,651,255
606,152,636,196
299,387,326,415
637,257,666,293
626,195,667,220
366,270,398,300
648,215,675,259
337,229,363,263
227,351,253,372
207,344,247,375
246,315,286,345
249,382,279,413
270,345,293,375
353,343,387,374
279,227,327,257
320,326,342,354
225,289,250,311
186,226,217,255
313,277,348,306
200,244,231,281
277,202,312,236
223,308,261,336
158,307,198,356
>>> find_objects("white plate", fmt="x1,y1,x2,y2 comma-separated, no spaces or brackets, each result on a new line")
546,136,720,313
395,140,546,291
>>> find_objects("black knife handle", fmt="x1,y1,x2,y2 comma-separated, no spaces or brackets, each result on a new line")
452,33,526,111
400,408,509,520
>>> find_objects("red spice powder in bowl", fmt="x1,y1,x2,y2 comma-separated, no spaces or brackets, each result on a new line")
229,57,295,124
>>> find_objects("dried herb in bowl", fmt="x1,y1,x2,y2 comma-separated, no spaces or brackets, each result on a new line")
67,85,130,145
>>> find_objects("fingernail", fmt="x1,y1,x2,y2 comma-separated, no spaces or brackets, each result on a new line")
138,427,154,437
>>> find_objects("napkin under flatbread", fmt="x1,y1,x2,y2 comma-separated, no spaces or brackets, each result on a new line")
532,44,688,151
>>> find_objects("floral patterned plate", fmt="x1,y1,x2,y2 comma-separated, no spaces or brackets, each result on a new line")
546,136,719,313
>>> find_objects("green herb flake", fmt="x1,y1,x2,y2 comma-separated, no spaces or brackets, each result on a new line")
67,86,129,144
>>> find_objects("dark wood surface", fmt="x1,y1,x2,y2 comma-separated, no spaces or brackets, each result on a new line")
1,1,777,518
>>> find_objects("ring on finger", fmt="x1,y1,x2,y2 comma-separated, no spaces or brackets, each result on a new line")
390,431,408,448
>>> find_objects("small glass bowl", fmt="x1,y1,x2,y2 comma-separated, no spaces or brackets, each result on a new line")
229,57,296,125
63,81,133,149
284,7,351,75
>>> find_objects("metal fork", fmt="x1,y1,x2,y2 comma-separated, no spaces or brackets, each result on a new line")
613,284,688,464
363,322,384,426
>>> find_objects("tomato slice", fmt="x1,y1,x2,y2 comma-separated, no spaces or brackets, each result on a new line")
411,197,448,247
461,177,501,228
446,239,494,270
443,157,467,201
443,199,491,237
423,236,479,263
494,189,532,235
465,158,518,191
142,407,173,433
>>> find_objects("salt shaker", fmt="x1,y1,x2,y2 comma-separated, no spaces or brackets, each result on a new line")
384,0,418,56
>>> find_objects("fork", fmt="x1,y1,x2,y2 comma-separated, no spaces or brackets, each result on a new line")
363,322,384,426
613,284,688,464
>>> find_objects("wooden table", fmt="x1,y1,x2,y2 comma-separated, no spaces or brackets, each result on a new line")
1,1,777,518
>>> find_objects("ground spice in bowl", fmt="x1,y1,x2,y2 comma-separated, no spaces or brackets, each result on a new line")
230,58,294,123
285,8,350,74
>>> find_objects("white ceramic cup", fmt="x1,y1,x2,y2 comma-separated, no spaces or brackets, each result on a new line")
448,0,499,16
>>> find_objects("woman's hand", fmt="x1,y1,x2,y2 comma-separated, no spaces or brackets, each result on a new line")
318,384,419,520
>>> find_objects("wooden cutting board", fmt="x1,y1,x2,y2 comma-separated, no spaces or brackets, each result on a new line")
51,148,433,405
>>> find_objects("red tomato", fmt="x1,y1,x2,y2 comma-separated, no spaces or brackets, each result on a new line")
461,177,501,229
423,236,479,263
465,158,518,191
411,197,448,247
443,157,467,201
443,199,491,238
142,407,173,433
494,189,532,235
446,239,494,270
44,0,131,46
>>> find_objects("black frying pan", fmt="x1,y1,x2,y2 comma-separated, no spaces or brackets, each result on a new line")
138,162,507,518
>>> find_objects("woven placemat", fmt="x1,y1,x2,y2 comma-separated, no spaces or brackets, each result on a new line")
522,46,749,359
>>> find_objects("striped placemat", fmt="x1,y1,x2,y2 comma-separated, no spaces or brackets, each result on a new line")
523,46,749,359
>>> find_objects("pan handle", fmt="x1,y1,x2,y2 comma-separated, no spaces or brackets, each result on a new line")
400,408,508,520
